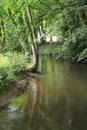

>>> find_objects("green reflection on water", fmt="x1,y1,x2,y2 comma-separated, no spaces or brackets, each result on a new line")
0,56,87,130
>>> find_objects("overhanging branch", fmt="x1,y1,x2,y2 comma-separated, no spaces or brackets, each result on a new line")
4,2,25,24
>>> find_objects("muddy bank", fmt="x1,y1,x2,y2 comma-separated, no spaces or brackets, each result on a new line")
0,77,31,109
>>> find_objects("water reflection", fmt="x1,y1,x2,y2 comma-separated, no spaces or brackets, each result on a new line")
0,56,87,130
39,57,87,130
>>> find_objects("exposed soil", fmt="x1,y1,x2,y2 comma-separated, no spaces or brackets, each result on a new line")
0,78,30,109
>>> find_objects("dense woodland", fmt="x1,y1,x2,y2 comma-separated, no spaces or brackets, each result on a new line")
0,0,87,93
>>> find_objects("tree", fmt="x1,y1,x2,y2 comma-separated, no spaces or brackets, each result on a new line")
26,6,38,72
0,0,87,64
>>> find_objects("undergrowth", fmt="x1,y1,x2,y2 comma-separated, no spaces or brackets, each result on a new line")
39,43,87,63
0,52,29,94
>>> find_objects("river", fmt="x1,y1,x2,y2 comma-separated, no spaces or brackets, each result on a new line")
0,56,87,130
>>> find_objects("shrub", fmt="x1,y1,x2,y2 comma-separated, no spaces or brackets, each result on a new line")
0,52,29,94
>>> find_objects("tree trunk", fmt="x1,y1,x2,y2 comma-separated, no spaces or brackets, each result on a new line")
30,44,38,72
26,6,38,72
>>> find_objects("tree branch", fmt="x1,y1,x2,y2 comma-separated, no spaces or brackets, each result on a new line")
4,2,25,24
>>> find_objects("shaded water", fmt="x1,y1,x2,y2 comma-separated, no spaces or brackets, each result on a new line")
0,56,87,130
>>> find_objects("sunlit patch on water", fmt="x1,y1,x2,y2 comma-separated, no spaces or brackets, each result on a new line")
8,106,17,113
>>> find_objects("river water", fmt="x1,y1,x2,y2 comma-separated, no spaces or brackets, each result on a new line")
0,56,87,130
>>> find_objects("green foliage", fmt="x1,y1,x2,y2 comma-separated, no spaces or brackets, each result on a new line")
39,41,87,62
38,0,87,63
39,44,60,56
77,48,87,63
0,67,8,93
0,52,29,94
63,40,87,59
63,26,87,60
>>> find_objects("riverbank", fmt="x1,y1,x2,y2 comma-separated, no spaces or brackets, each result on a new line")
0,52,39,109
39,43,69,60
0,78,28,109
0,74,39,109
0,42,87,108
39,43,87,63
